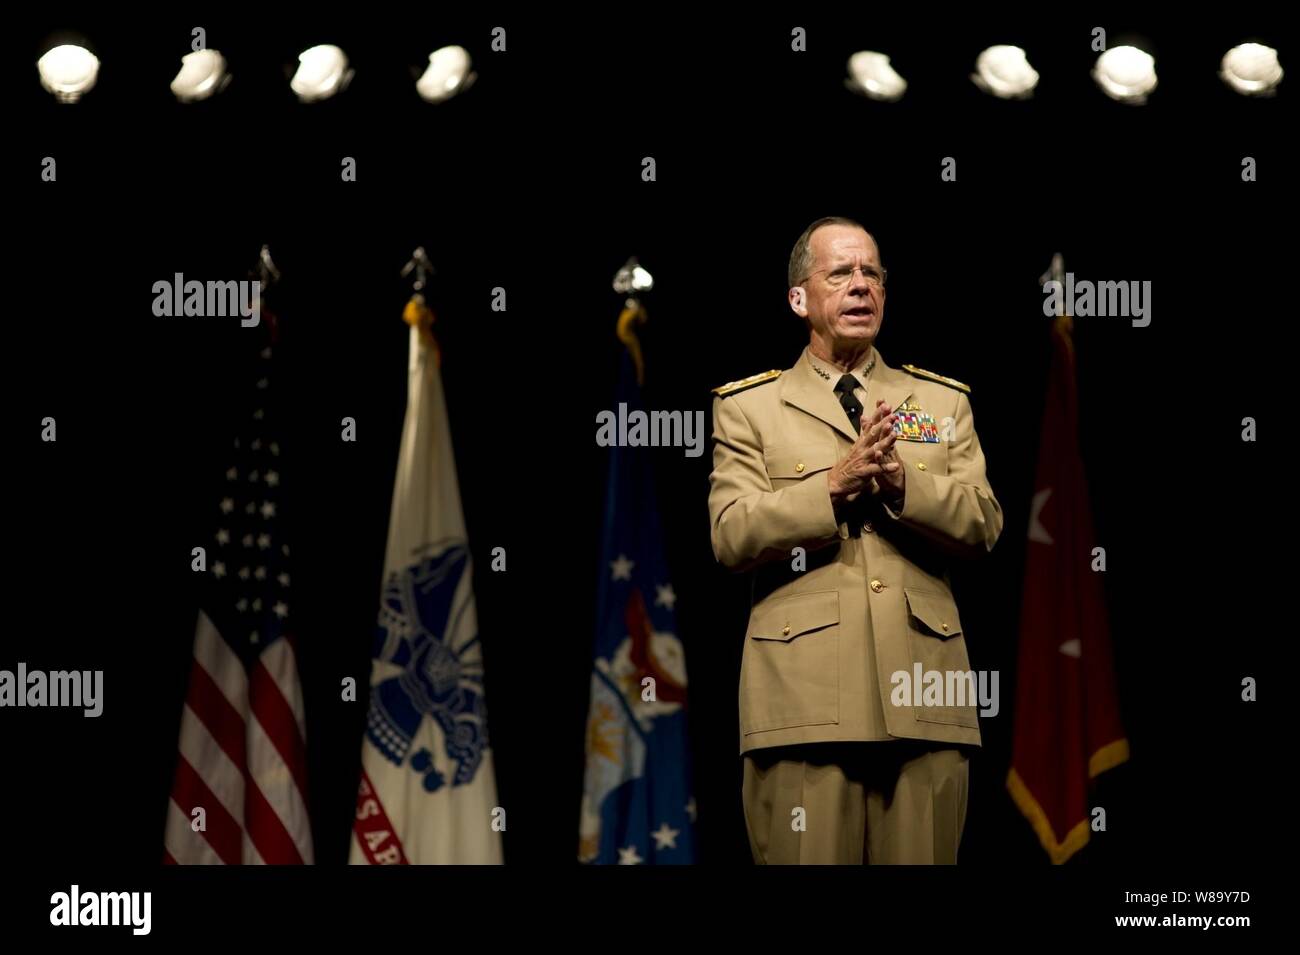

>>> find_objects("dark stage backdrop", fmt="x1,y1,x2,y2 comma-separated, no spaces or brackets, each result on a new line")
5,10,1285,879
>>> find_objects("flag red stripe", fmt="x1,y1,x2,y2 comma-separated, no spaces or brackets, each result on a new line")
186,656,248,772
244,776,306,864
171,753,243,864
250,659,311,800
162,848,177,865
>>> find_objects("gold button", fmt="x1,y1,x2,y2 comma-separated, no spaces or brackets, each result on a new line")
782,625,791,636
941,622,949,632
794,462,805,473
870,579,884,593
916,462,928,471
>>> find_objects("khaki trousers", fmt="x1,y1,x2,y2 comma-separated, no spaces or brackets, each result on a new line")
742,742,970,864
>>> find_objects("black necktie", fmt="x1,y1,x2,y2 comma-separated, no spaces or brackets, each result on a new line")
834,374,862,433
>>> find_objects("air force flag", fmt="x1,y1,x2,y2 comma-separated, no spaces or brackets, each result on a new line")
351,299,503,864
579,305,697,864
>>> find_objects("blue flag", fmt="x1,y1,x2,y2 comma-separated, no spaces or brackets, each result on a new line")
579,312,697,865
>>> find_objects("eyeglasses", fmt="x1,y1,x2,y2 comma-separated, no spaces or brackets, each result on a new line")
799,264,888,290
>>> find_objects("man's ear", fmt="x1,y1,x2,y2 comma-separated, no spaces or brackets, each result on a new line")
788,286,808,319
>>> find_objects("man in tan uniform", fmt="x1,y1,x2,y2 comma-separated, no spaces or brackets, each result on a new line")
708,217,1003,864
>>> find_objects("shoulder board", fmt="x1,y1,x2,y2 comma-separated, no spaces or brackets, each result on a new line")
902,364,970,394
712,369,782,397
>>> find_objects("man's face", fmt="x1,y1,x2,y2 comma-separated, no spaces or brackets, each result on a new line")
791,224,886,351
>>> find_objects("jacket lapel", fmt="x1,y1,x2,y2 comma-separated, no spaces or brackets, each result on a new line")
866,354,916,423
781,347,917,442
781,348,859,443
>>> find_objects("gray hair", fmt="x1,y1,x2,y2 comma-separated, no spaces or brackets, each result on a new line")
788,216,878,289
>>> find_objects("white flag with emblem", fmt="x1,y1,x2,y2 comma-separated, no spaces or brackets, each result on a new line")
350,300,503,864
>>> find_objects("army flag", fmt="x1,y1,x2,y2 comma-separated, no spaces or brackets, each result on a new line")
1007,313,1129,864
350,298,503,864
579,303,697,865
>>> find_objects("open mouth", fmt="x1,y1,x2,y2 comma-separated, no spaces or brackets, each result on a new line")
842,306,874,319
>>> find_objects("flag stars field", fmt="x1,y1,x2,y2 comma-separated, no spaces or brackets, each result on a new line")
654,583,676,610
618,845,644,865
610,554,635,580
651,822,680,850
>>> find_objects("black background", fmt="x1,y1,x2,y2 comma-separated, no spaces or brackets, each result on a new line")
3,6,1287,934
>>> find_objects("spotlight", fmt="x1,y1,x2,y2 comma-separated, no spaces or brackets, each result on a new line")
972,45,1039,99
1092,45,1157,104
416,45,476,103
291,44,352,102
171,49,230,103
37,44,99,103
845,51,906,102
1220,43,1283,96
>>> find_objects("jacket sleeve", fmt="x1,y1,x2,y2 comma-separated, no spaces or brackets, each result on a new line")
708,394,844,572
882,390,1002,557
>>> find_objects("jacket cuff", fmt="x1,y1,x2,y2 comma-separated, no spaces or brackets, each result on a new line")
797,470,847,543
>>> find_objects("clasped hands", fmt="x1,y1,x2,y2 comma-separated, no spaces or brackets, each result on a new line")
827,399,905,508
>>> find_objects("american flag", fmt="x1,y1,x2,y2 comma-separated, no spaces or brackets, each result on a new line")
164,329,313,864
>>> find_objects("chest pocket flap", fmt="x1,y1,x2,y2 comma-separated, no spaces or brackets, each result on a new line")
750,590,840,641
904,588,964,638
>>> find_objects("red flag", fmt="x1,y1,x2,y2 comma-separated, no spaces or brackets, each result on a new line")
1007,313,1128,864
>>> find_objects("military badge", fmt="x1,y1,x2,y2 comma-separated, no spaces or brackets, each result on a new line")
893,408,941,442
